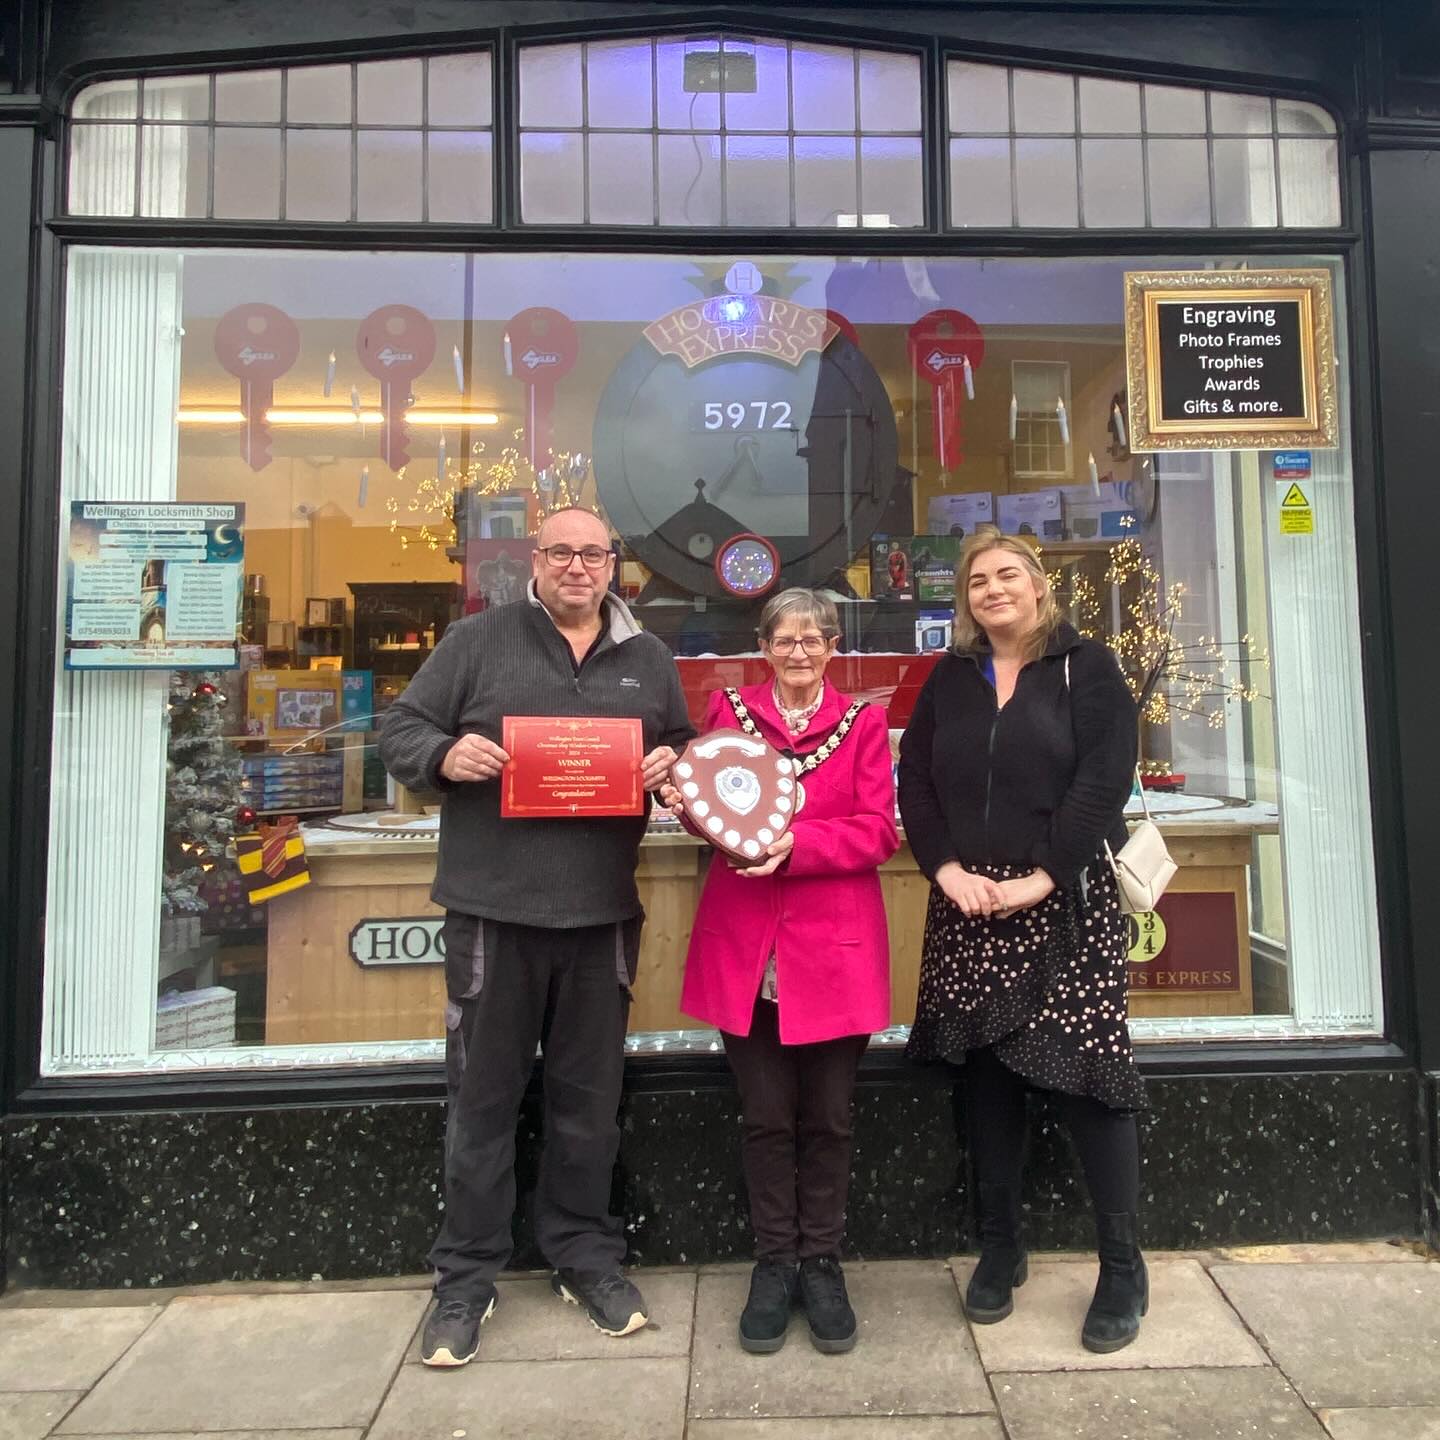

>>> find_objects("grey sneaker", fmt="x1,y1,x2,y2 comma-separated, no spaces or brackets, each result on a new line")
420,1289,496,1367
551,1268,649,1336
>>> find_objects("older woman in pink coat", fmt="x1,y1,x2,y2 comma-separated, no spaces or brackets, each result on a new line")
663,588,897,1357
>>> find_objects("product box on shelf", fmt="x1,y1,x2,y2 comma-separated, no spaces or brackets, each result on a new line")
870,538,913,600
997,488,1064,540
245,669,343,739
925,491,995,537
908,537,963,605
155,985,237,1049
915,612,954,653
340,671,374,731
1059,481,1136,540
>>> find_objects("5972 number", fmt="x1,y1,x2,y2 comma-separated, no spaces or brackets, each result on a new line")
702,401,794,430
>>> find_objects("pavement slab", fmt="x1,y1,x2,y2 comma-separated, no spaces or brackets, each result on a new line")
403,1271,696,1363
995,1366,1329,1439
688,1261,992,1420
0,1308,161,1392
959,1258,1268,1372
0,1392,84,1440
55,1291,425,1435
67,1434,363,1440
369,1356,689,1440
1210,1262,1440,1409
1319,1410,1440,1439
1216,1244,1426,1266
688,1420,1007,1439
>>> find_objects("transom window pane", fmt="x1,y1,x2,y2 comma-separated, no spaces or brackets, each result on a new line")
68,57,496,223
517,36,924,228
947,60,1341,230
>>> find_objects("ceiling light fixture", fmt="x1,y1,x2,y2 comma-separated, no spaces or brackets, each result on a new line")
177,407,501,427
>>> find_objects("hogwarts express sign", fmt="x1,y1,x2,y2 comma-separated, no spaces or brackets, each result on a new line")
1125,892,1242,993
1123,269,1338,452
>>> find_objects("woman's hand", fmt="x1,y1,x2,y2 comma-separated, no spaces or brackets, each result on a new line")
734,829,795,878
656,781,686,818
994,869,1056,916
935,860,1007,918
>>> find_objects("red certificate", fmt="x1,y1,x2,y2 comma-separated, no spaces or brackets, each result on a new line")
501,715,645,818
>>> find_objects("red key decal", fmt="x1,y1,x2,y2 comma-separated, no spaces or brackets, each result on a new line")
213,304,301,471
908,309,985,472
505,307,578,469
356,305,437,471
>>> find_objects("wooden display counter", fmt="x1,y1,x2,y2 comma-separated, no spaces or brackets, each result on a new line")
267,808,1277,1044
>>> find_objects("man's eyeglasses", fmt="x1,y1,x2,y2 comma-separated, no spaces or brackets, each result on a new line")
766,635,831,656
538,544,613,570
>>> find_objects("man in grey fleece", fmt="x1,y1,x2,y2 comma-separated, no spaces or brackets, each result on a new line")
380,507,694,1367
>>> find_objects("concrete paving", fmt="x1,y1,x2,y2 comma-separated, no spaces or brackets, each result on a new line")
0,1244,1433,1440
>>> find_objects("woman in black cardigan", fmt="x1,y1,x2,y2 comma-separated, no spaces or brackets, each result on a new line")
898,526,1146,1353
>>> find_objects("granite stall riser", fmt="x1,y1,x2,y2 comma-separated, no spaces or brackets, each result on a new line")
2,1069,1424,1289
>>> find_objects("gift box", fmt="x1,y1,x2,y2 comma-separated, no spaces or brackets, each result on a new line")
155,985,237,1049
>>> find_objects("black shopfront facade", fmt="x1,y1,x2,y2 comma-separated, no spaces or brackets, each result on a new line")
0,0,1438,1289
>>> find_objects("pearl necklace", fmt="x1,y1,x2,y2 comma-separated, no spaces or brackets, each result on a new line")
773,680,825,736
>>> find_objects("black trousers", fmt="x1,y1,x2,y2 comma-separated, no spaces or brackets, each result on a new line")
430,912,640,1301
722,994,869,1263
960,1045,1140,1216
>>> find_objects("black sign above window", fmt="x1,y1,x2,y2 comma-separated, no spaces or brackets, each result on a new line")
1124,270,1338,451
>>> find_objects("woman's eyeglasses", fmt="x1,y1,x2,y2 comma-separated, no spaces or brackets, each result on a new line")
538,544,613,570
766,635,830,656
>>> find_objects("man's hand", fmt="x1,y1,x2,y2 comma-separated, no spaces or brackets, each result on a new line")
935,860,1007,918
641,746,679,792
439,733,510,783
657,780,686,817
994,869,1056,917
734,828,795,877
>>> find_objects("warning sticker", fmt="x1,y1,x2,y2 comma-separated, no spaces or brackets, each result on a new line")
1279,481,1314,535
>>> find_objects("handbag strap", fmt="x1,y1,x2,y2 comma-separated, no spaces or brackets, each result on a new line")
1064,652,1151,823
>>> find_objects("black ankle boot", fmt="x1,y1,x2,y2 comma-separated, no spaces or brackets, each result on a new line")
1082,1211,1148,1353
739,1260,798,1353
965,1181,1028,1323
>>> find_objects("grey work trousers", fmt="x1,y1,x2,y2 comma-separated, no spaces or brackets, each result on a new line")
429,912,640,1300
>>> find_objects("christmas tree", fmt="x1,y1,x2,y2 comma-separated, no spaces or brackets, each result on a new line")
162,672,243,916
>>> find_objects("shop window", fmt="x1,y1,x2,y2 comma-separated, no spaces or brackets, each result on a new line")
44,247,1380,1073
946,63,1341,230
67,55,496,223
515,37,925,228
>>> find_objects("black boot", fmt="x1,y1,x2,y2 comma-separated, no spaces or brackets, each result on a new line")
797,1256,858,1353
738,1260,798,1353
1082,1211,1148,1353
965,1181,1028,1323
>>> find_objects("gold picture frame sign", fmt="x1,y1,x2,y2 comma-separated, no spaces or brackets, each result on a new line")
1124,268,1338,452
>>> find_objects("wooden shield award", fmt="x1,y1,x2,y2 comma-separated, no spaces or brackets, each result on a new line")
670,728,797,864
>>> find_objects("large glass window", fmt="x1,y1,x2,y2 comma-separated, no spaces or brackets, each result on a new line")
68,56,496,223
946,63,1340,230
516,37,925,228
44,245,1380,1073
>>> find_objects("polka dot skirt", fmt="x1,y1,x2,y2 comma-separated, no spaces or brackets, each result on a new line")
905,860,1146,1112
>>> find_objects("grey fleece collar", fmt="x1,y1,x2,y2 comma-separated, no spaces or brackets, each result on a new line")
526,578,644,644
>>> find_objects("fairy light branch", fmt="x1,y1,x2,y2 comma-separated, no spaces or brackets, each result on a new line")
385,429,601,551
1047,529,1269,734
